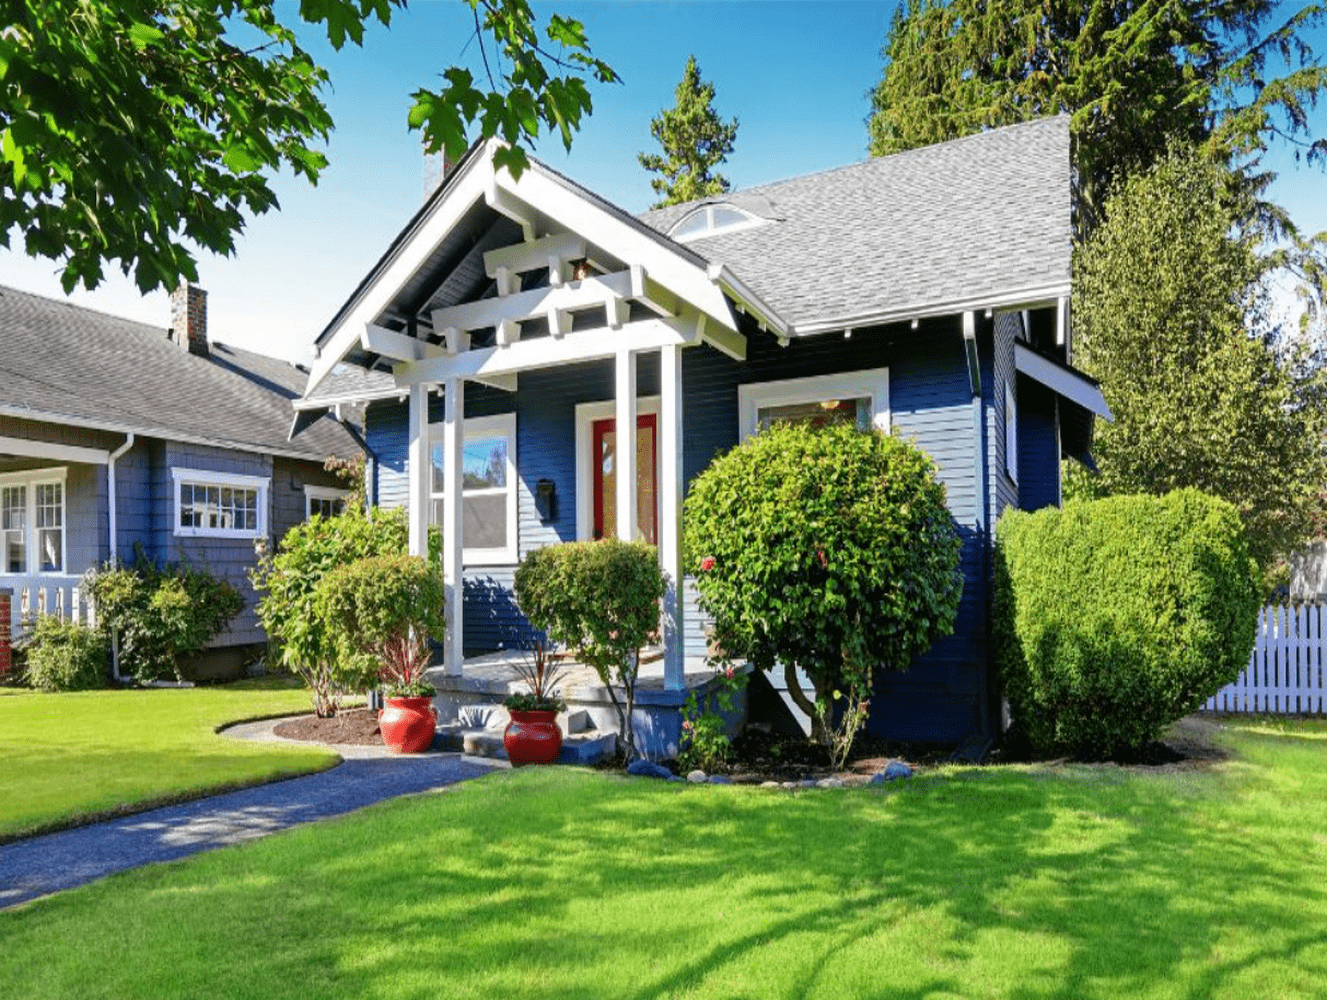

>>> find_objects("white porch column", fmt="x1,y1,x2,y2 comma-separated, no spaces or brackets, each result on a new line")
614,348,638,542
659,343,686,692
406,383,431,558
441,377,465,676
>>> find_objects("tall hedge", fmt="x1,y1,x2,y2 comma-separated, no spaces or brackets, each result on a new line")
994,489,1261,757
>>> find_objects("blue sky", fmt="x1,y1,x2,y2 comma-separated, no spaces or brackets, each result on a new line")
2,1,1324,362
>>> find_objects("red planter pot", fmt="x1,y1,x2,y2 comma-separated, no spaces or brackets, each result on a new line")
378,696,437,754
503,709,563,767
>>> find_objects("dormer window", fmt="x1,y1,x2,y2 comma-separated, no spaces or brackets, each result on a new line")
668,203,764,242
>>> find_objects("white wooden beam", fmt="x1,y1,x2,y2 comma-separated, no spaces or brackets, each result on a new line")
485,178,535,241
432,323,468,355
694,312,746,361
361,323,447,363
962,311,981,396
394,317,700,385
607,296,631,330
493,266,514,297
615,349,638,543
429,271,633,334
659,342,685,692
441,377,464,676
547,307,569,338
0,436,109,465
630,264,678,317
483,232,585,278
496,318,521,347
471,373,519,393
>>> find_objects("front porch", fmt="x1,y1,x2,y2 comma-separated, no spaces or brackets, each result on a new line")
427,649,747,760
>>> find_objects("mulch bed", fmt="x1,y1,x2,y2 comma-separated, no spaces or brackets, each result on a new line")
273,708,383,746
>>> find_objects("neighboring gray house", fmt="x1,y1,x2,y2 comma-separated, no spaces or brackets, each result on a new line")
297,116,1110,751
0,283,360,675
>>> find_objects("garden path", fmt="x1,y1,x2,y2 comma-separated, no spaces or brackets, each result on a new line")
0,737,503,910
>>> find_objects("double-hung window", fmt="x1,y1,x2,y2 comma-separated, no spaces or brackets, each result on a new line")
737,367,891,439
429,412,518,565
0,469,66,575
305,485,350,520
171,468,269,539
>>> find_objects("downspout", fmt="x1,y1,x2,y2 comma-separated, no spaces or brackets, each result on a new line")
962,313,992,740
106,433,134,683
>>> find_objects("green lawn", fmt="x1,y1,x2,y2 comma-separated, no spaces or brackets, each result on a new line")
0,679,337,840
4,717,1326,999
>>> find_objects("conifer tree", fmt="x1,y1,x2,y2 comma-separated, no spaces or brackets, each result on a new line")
639,55,739,208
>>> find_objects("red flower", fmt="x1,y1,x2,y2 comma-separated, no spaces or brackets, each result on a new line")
700,556,716,572
724,667,735,680
682,719,693,731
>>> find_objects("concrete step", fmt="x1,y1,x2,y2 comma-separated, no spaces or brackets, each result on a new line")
436,723,617,765
453,703,592,736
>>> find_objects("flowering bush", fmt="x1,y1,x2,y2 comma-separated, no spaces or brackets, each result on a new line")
678,665,745,773
684,421,962,764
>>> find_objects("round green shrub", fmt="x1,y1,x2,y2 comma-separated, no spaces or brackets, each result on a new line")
24,616,110,692
994,488,1261,758
683,421,963,742
314,554,446,697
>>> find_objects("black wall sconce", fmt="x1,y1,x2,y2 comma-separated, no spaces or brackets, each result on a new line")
534,478,557,522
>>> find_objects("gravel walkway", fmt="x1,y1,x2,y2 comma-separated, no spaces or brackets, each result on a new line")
0,719,505,910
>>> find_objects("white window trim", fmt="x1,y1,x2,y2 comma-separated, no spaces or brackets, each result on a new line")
737,367,891,440
170,467,269,540
304,485,351,519
1005,381,1019,484
429,411,519,566
574,396,661,542
668,204,768,243
0,466,68,576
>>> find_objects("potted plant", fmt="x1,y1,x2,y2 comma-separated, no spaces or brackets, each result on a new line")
315,554,445,753
502,643,568,766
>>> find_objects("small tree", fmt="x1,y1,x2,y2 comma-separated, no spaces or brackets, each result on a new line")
684,422,963,763
249,506,409,716
315,554,445,698
514,539,664,759
638,54,739,208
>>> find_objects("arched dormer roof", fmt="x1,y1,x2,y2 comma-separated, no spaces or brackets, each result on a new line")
667,202,766,242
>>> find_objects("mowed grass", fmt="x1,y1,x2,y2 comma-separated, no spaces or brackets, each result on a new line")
0,679,337,840
4,718,1326,1000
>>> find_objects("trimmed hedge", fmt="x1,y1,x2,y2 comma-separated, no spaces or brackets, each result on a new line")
994,489,1261,757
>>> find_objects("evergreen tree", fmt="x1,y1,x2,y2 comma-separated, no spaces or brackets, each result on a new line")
1070,149,1327,575
867,1,1327,238
639,55,739,208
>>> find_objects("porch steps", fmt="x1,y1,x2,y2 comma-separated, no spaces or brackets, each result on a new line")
439,702,616,765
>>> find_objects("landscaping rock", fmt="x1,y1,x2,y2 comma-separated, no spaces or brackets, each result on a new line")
870,761,915,784
687,769,708,783
626,759,674,780
816,777,846,788
761,781,781,788
781,781,800,790
707,775,733,785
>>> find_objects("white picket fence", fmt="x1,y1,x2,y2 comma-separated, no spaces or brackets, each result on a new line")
5,577,97,640
1205,604,1327,715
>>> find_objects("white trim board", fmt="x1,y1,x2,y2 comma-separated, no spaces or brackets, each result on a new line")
574,396,661,543
737,367,892,439
1013,343,1111,420
427,410,520,566
0,466,69,575
0,435,110,466
169,467,270,540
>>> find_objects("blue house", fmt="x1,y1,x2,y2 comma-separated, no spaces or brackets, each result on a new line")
298,115,1109,751
0,284,360,678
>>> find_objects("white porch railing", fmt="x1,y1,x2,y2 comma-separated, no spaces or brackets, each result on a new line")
3,576,96,640
1205,604,1327,715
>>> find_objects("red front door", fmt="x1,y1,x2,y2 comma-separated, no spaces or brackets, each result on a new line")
592,413,658,544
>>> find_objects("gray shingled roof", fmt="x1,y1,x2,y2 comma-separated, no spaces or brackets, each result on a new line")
298,363,398,408
0,285,357,460
638,116,1072,331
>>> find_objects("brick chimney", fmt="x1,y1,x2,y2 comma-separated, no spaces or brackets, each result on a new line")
169,282,209,357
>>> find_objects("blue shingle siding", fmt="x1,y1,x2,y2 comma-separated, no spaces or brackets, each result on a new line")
1016,376,1061,512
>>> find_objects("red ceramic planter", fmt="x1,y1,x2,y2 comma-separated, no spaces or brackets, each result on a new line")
378,696,437,754
503,709,563,767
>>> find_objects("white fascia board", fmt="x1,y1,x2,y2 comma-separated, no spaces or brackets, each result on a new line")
0,405,341,464
708,263,790,337
393,317,700,386
788,281,1073,337
305,153,493,397
0,435,110,465
293,385,407,411
1014,342,1112,421
497,165,738,333
361,324,449,363
429,271,633,333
